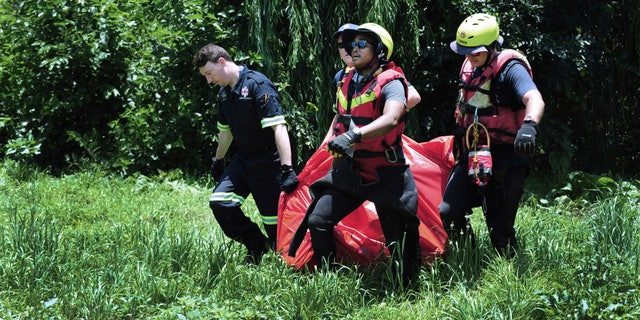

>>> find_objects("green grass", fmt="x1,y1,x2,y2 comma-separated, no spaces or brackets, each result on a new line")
1,160,640,319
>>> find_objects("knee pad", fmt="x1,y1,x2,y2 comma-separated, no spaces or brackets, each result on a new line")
307,214,333,234
438,202,451,217
439,202,457,229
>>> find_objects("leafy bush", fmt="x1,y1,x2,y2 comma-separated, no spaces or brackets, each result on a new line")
1,0,639,178
0,0,246,174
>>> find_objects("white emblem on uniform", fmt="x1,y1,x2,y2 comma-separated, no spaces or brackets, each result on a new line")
241,86,249,97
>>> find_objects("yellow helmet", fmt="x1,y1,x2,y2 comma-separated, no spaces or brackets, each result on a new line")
450,13,504,55
343,22,394,60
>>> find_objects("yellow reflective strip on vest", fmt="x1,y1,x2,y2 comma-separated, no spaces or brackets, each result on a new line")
337,90,348,110
337,87,377,111
350,90,377,111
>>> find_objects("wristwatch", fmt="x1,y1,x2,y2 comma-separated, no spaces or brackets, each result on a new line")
523,115,535,124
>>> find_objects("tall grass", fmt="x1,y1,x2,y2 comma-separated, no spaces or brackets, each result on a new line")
1,160,640,319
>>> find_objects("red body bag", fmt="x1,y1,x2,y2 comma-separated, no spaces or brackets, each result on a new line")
277,135,455,270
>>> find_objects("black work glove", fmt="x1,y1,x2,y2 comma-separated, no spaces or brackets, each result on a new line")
327,129,362,158
210,157,225,182
514,121,537,156
280,165,299,193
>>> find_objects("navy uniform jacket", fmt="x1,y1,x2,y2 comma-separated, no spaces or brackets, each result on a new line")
216,65,286,156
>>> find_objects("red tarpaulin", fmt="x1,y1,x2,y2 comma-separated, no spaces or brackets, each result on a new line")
277,135,455,270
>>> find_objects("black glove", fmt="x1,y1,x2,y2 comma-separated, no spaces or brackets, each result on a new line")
514,121,537,156
280,165,299,193
210,157,225,181
327,129,362,158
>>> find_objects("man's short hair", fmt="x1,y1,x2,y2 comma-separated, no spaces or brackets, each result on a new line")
193,44,231,67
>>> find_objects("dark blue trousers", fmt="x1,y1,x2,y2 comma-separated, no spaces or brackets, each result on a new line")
209,152,281,251
439,161,527,254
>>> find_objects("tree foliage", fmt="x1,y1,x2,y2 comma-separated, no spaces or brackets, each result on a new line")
0,0,245,174
0,0,639,178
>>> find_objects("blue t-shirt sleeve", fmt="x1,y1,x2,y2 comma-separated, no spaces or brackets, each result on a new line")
502,60,538,99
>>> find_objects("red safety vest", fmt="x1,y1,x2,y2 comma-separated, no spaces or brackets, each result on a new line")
336,63,407,155
455,49,533,145
335,63,408,182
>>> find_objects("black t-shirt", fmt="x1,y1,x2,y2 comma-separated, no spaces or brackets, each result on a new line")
468,59,539,168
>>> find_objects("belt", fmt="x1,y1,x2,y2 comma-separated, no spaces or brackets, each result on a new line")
354,147,405,163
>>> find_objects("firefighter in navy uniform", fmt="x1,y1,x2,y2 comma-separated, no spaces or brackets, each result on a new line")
438,14,545,257
289,23,421,285
193,44,299,265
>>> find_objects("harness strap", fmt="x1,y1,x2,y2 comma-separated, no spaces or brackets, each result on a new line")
459,81,491,95
458,101,497,117
487,127,517,138
346,82,355,114
353,148,405,163
351,116,373,126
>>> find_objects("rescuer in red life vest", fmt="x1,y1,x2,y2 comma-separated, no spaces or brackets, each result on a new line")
438,13,546,257
321,23,422,146
289,23,421,285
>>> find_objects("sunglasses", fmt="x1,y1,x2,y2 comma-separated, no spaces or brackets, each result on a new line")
469,52,483,57
350,40,370,50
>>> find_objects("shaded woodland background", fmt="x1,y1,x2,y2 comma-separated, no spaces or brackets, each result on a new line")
1,0,638,179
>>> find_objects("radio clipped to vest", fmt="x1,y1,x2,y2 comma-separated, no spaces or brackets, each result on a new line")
466,121,492,187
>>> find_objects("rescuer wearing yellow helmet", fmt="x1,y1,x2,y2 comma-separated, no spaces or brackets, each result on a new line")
290,23,421,286
439,13,546,258
321,23,422,145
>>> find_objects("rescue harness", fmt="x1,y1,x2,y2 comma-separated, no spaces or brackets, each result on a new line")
456,49,533,145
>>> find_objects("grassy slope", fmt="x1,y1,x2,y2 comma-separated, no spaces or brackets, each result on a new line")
1,161,639,319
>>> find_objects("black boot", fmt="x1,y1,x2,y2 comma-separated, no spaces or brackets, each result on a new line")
244,238,269,265
402,239,422,288
265,237,276,251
